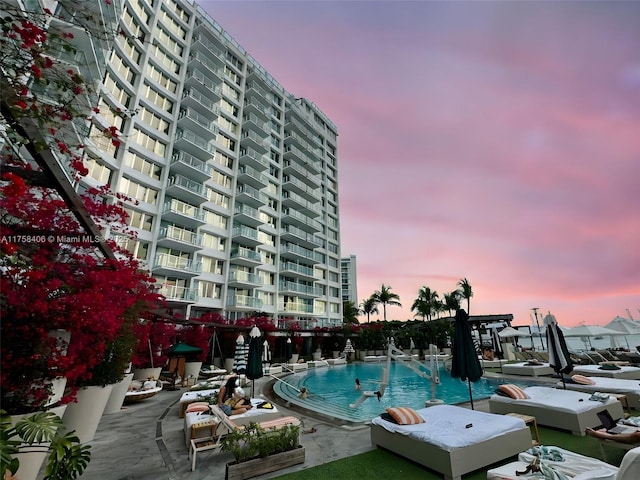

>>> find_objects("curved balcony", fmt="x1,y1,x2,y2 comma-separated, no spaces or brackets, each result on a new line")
229,246,262,266
227,270,262,288
152,253,201,278
166,174,208,205
226,294,264,310
170,151,212,183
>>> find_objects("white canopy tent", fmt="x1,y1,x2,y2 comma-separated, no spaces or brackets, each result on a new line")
563,325,627,349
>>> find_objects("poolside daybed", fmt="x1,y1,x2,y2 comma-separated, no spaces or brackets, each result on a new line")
556,376,640,410
486,445,620,480
370,404,532,480
502,362,554,377
571,365,640,380
488,386,625,435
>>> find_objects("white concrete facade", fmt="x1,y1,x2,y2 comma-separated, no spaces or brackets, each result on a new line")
81,0,342,327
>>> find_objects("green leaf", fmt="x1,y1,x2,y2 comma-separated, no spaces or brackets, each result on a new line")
14,411,63,444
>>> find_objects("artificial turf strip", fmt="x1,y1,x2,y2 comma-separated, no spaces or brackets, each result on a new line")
272,425,629,480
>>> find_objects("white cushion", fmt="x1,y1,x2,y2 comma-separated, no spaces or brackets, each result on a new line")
617,447,640,480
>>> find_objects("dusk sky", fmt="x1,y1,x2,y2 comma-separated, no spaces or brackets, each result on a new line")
203,1,640,327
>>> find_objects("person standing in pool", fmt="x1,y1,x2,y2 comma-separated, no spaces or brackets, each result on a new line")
355,378,361,390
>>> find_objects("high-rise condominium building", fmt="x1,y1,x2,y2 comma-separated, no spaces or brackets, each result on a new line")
57,0,342,327
341,255,358,306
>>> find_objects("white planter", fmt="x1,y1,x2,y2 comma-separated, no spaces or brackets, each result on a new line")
132,367,162,381
224,358,235,373
312,351,322,361
184,361,202,385
103,373,134,415
62,384,114,443
44,376,67,407
11,404,67,480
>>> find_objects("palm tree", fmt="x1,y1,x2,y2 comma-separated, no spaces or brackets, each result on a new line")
457,277,473,314
342,301,360,324
443,291,461,316
360,295,379,323
373,284,402,321
411,286,439,321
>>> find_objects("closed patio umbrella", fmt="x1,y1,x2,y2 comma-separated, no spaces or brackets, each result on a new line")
246,326,263,397
450,309,483,409
490,327,504,360
286,337,292,362
262,340,271,366
544,312,573,388
343,339,355,358
233,334,248,374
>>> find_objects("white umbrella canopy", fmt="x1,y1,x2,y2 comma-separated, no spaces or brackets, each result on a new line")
498,327,531,338
563,325,627,338
605,316,640,335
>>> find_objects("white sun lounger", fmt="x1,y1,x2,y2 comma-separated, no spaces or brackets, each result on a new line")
489,386,625,435
488,445,640,480
370,404,532,480
502,362,554,377
571,365,640,380
557,377,640,410
486,445,619,480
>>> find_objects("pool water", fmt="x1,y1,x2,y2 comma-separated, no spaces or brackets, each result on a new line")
273,362,529,423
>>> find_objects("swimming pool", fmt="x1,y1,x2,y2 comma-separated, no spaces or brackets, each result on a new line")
273,362,535,423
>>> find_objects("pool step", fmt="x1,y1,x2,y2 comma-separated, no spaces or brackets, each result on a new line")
275,380,376,422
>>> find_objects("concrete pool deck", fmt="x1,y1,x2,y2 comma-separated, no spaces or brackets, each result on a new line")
54,369,560,480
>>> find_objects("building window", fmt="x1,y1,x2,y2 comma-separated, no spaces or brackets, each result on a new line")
118,176,158,204
138,106,170,134
132,127,166,156
147,64,178,93
124,207,153,231
123,149,162,180
85,157,112,184
200,255,223,274
103,72,131,108
202,209,228,229
116,236,149,260
198,280,221,299
142,83,174,114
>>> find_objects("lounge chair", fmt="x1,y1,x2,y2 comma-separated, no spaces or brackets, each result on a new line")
210,404,300,435
486,445,622,480
571,364,640,380
370,404,532,480
615,352,640,366
489,386,625,436
187,403,300,471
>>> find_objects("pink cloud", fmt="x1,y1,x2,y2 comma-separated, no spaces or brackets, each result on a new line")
207,1,640,327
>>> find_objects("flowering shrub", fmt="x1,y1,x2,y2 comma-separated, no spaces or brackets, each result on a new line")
179,324,213,362
0,1,162,414
130,321,177,369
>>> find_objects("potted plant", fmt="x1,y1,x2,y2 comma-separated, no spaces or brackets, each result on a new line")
0,409,90,480
130,321,176,380
221,422,304,480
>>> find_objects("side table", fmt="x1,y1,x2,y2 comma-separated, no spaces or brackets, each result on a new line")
507,412,540,446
